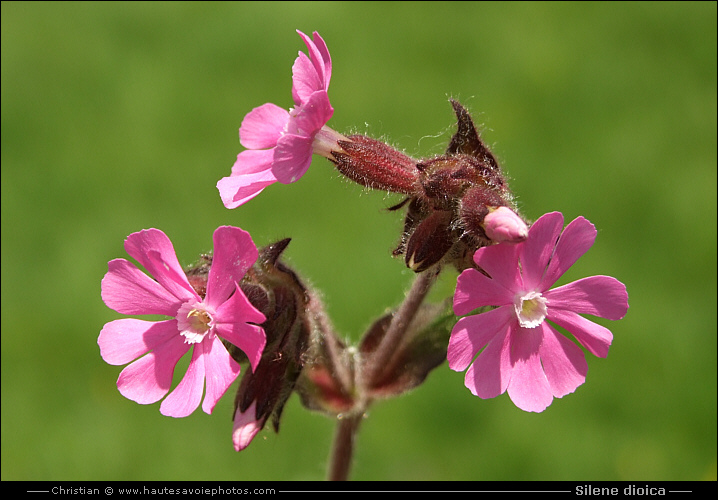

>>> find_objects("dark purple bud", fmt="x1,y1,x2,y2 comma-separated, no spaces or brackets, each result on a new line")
404,210,455,272
227,239,314,449
458,185,505,241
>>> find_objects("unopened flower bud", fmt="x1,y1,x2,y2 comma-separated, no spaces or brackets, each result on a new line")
482,206,529,243
385,100,527,273
228,238,313,450
232,401,263,451
404,210,455,272
331,135,419,194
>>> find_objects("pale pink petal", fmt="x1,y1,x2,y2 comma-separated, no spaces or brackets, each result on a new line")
201,336,242,415
101,259,181,316
217,169,277,209
538,323,588,398
506,326,553,412
231,149,276,176
292,31,331,105
519,211,564,291
472,241,523,292
299,30,331,87
233,401,265,451
540,216,597,290
123,229,197,303
464,325,512,399
545,275,628,320
292,52,324,105
99,318,177,365
453,267,515,316
306,31,331,86
215,285,267,371
116,333,189,405
160,344,206,417
287,90,333,137
272,134,313,184
239,103,289,150
547,308,614,358
205,227,259,307
448,306,514,371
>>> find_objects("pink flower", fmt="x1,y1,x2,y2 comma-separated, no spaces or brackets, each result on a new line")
99,226,267,418
448,212,628,412
218,30,347,208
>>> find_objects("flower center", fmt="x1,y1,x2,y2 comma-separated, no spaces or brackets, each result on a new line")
177,301,215,344
514,291,548,328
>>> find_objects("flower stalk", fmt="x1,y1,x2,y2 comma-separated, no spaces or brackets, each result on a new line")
327,413,363,481
361,269,439,390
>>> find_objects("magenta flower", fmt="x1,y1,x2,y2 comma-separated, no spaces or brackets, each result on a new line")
218,30,347,208
448,211,628,412
99,226,267,418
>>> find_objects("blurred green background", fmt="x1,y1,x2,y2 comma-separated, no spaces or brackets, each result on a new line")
2,1,715,482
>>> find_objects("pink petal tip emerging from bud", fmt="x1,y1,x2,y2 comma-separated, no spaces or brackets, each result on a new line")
483,206,528,244
232,402,264,452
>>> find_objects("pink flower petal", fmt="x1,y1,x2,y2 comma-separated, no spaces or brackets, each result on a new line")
292,31,331,105
232,401,265,451
215,285,267,371
123,229,197,303
239,103,289,150
464,325,512,399
231,149,276,176
217,169,277,209
160,344,206,417
295,90,333,134
116,333,189,405
540,216,597,290
453,267,516,316
518,211,564,291
306,31,331,86
448,306,514,371
101,259,181,316
292,52,324,105
99,318,178,365
538,323,588,398
545,275,629,320
472,241,523,292
299,30,331,86
506,326,554,412
547,307,614,358
205,227,259,307
272,133,314,184
201,336,242,415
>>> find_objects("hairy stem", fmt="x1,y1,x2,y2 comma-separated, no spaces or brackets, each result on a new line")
363,268,438,390
325,268,438,481
327,413,363,481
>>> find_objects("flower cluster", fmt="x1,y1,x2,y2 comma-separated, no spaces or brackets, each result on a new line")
99,28,628,467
